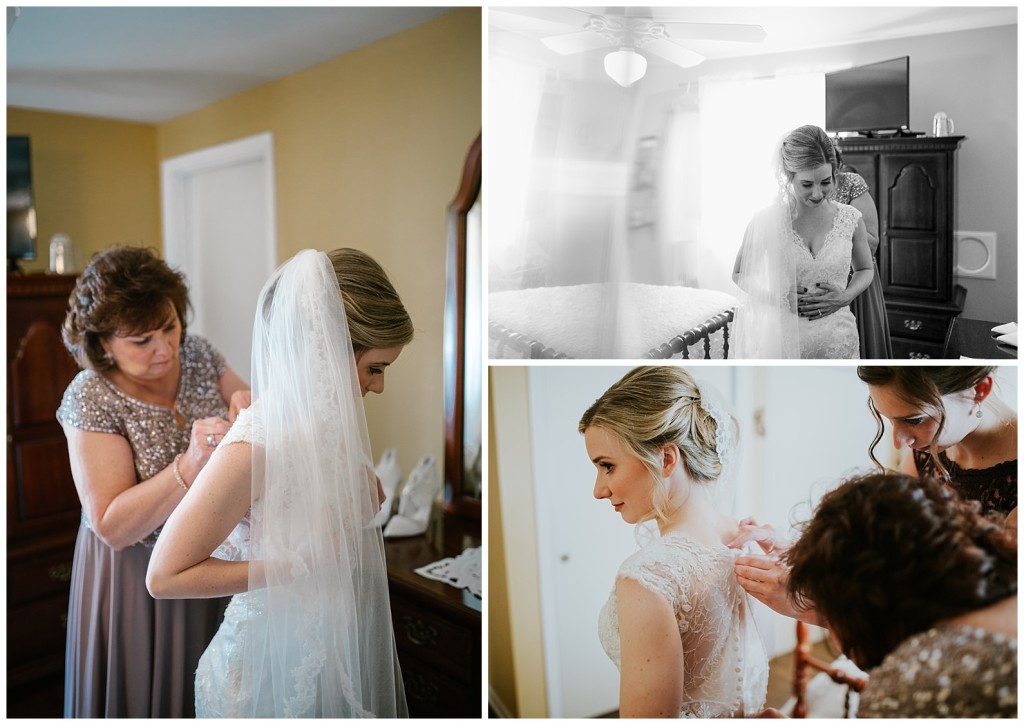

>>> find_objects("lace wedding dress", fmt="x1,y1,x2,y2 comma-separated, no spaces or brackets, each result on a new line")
598,533,768,717
194,249,406,717
792,203,862,359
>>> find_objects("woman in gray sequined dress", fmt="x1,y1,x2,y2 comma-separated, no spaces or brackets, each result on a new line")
57,246,250,717
786,473,1016,717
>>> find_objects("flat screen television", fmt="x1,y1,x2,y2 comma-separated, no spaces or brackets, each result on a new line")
825,56,910,134
8,135,37,271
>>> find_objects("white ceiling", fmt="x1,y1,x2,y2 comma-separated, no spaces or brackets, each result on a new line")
490,6,1017,75
6,7,454,123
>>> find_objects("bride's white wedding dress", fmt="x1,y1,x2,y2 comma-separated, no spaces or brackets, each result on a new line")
793,203,862,359
193,407,267,717
598,533,768,718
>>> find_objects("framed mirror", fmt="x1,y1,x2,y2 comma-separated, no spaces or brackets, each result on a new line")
443,133,481,548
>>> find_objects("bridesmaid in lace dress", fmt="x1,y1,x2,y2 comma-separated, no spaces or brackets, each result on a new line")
786,473,1016,717
58,246,250,717
857,366,1017,528
579,367,767,717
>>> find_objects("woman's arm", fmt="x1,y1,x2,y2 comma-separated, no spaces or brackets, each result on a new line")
849,192,880,256
616,577,684,718
64,427,189,551
845,218,874,298
147,440,255,599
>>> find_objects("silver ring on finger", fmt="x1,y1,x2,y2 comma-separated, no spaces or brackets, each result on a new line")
207,433,217,447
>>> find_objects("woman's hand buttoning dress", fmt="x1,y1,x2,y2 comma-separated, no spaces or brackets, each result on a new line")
733,125,874,359
580,367,767,717
147,248,414,717
58,245,250,718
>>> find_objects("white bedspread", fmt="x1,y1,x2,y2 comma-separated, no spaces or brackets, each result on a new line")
489,283,738,359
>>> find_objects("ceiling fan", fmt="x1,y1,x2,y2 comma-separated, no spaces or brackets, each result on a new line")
492,7,766,86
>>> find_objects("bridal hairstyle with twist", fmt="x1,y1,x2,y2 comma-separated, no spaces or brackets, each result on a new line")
856,366,998,477
63,246,191,371
775,124,839,199
326,248,414,354
578,366,730,525
785,472,1016,670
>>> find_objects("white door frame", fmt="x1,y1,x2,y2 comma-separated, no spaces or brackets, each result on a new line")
160,130,277,297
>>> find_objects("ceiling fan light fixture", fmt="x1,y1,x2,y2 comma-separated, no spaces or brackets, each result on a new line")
604,47,646,87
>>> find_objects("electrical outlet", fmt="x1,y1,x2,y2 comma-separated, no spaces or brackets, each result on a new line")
955,231,997,280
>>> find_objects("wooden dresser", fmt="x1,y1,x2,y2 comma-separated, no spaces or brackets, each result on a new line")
7,274,81,687
838,136,966,358
385,534,481,717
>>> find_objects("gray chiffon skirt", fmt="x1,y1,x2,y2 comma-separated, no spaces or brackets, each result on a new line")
63,523,227,717
851,261,892,359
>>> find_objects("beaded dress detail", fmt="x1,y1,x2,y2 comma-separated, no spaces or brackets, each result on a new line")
859,625,1016,717
598,534,768,717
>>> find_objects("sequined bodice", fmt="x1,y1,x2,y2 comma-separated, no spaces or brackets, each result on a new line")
859,624,1017,717
597,534,768,717
57,336,228,546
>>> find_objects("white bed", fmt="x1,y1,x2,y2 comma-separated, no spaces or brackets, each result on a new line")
489,282,738,359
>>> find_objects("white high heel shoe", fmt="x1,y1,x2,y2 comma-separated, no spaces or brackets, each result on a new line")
383,455,440,538
373,448,402,527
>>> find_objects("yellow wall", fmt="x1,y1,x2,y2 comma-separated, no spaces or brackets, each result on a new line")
155,7,481,475
7,8,481,478
5,108,161,273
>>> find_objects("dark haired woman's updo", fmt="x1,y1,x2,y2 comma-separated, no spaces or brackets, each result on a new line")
62,246,191,371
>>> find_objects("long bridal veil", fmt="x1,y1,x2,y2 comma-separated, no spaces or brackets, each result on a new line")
242,249,407,717
731,200,802,359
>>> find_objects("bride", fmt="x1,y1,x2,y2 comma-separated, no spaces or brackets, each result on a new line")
146,248,413,717
732,124,875,359
579,366,767,717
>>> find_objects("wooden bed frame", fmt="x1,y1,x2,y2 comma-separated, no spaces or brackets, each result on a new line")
489,308,736,360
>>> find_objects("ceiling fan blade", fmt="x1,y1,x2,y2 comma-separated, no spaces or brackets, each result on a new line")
541,30,613,55
658,21,766,43
488,8,580,35
643,39,705,68
490,7,597,32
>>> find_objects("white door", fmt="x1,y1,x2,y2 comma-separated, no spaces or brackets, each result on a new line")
161,132,277,379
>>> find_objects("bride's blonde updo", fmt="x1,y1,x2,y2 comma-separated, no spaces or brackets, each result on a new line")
579,366,726,522
774,124,839,198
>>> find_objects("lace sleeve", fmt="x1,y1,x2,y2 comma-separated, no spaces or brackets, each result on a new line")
616,542,691,615
220,404,262,447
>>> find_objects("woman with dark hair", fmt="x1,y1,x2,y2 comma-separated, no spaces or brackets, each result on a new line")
732,124,877,358
58,245,250,717
786,473,1016,717
857,365,1017,521
830,144,892,358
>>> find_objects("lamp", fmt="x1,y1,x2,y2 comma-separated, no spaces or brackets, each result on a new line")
604,47,647,87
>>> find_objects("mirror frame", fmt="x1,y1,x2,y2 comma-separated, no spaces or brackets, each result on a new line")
443,133,482,526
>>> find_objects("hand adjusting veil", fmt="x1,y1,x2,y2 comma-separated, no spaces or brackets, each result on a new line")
242,250,407,717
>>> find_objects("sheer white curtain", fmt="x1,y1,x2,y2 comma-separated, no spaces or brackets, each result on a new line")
695,72,824,294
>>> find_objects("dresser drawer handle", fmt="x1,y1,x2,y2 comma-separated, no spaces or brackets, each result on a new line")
405,671,440,703
48,562,73,582
909,352,932,360
402,615,438,646
903,319,923,331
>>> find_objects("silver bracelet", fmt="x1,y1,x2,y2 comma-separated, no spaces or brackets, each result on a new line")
172,453,189,492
